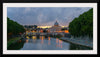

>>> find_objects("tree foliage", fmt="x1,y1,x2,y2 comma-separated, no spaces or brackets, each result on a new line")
7,17,25,36
61,28,68,31
69,8,93,38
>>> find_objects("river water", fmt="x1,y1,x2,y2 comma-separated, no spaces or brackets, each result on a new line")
7,36,92,50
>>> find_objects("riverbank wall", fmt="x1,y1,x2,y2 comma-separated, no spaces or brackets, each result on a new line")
59,36,93,48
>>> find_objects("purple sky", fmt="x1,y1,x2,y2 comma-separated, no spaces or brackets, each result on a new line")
7,7,92,26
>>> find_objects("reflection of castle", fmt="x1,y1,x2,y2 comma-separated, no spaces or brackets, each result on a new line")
48,21,62,33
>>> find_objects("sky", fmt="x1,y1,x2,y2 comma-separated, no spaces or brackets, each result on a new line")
7,7,92,26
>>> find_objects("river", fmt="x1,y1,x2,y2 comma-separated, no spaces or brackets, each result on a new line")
7,36,92,50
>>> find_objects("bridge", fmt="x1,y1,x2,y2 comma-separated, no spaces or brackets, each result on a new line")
21,32,70,38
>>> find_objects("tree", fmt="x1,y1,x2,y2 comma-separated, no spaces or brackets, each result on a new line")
69,8,93,38
7,17,25,37
33,25,37,29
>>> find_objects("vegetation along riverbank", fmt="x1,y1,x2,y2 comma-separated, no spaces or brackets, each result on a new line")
7,17,25,48
62,8,93,48
7,37,21,48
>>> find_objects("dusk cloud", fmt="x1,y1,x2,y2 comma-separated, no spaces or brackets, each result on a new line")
7,7,92,26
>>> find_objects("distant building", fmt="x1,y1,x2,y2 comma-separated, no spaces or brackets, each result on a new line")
24,25,37,31
48,21,62,33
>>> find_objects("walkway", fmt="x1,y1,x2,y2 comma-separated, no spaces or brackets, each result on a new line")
60,37,93,48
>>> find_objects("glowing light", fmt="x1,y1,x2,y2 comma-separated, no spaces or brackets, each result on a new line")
38,26,52,28
32,30,36,32
65,30,69,33
59,40,63,48
40,36,42,39
26,39,28,43
41,40,43,44
48,37,50,40
56,38,63,48
48,40,50,45
48,37,51,45
26,36,29,39
59,40,62,44
41,36,44,44
40,29,43,33
56,38,58,43
41,36,44,40
32,36,36,40
38,26,67,28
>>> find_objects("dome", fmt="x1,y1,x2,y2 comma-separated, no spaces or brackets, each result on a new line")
54,21,59,26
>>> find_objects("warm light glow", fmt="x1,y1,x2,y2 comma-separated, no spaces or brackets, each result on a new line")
55,31,62,33
38,26,52,28
61,26,68,28
41,36,45,44
32,30,36,32
41,40,43,44
65,30,69,33
40,29,43,33
32,36,36,40
59,40,62,43
26,39,28,43
56,38,59,43
48,37,50,40
56,38,63,48
48,41,50,45
26,36,29,39
47,30,50,33
38,26,67,28
42,36,44,40
48,37,51,45
59,40,63,48
26,31,28,32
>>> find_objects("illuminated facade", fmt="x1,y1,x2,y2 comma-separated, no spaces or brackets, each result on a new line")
48,21,62,33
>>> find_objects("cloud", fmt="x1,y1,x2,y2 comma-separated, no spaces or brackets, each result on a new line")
7,7,92,26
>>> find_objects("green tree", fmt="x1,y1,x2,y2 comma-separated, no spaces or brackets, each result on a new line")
69,8,93,38
7,17,25,37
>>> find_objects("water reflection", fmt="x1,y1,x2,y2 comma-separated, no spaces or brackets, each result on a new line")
69,43,93,50
56,38,63,48
48,37,51,45
40,36,45,44
32,36,36,40
7,35,92,50
26,39,28,43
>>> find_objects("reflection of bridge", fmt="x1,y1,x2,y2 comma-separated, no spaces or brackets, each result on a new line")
26,32,65,36
26,33,49,36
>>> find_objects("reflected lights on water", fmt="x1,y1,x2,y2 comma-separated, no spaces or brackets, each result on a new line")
48,37,51,45
32,36,36,40
56,38,63,48
40,36,45,44
26,39,28,43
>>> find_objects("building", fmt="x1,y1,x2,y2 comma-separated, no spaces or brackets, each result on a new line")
48,21,62,33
